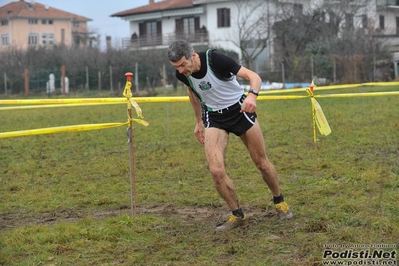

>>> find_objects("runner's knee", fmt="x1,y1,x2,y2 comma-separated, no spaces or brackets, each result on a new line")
209,167,226,184
254,159,273,173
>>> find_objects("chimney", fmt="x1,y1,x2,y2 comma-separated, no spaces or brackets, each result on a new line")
106,36,112,50
149,0,154,4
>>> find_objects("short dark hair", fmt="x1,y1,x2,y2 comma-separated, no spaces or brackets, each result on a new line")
168,40,194,62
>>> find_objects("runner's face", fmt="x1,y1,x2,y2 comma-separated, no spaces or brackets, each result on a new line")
170,54,195,76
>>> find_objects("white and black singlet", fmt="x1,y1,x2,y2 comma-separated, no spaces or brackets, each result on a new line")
176,49,244,112
176,49,257,136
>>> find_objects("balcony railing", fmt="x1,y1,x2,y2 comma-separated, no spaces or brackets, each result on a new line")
377,0,399,12
377,0,399,6
122,32,209,50
325,0,367,6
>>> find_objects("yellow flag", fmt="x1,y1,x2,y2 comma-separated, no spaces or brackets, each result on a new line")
310,98,331,136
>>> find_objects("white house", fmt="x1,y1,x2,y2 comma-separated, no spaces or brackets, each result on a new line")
112,0,399,76
111,0,273,72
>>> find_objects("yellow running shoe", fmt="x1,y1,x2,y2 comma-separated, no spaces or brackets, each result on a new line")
216,215,247,231
275,202,293,220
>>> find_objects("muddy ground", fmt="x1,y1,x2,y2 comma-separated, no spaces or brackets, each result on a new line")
0,203,279,230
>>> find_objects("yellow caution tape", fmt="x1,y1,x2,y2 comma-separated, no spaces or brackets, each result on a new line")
1,82,398,139
257,95,308,100
0,102,122,111
129,98,144,118
0,98,126,105
0,122,128,139
131,118,149,127
316,91,399,98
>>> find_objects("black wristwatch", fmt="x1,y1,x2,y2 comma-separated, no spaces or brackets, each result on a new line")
248,89,259,96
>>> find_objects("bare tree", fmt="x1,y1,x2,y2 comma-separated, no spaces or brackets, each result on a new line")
0,48,25,94
220,0,275,70
272,0,392,83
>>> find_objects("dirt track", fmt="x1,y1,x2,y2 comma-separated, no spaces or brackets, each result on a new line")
0,203,279,229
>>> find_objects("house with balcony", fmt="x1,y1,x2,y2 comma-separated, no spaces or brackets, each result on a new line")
112,0,399,77
112,0,208,50
0,0,92,50
112,0,275,72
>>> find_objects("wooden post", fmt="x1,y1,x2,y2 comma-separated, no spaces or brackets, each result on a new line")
109,66,113,93
333,56,336,84
281,60,285,89
4,73,7,96
135,62,139,93
85,66,89,91
61,65,66,95
24,69,29,96
311,55,314,80
124,72,137,217
98,71,102,91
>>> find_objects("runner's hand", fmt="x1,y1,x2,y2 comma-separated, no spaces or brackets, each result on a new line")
194,122,205,144
240,94,257,113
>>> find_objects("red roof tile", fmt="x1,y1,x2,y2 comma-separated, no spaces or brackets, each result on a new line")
111,0,194,17
0,0,91,21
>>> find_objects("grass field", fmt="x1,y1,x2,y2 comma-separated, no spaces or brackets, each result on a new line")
1,86,398,265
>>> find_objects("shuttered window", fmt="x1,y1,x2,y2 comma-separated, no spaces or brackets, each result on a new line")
217,8,230,28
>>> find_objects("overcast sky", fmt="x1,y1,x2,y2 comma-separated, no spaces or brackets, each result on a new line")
0,0,151,46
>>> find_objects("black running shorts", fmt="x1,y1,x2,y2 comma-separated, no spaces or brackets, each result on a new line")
202,95,257,136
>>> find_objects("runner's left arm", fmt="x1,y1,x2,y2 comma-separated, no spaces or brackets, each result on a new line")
236,66,262,113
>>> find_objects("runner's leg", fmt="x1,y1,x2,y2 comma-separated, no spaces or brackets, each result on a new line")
240,120,281,197
204,127,240,211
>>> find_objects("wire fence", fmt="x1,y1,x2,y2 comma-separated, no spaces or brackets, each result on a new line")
2,66,131,96
1,54,396,96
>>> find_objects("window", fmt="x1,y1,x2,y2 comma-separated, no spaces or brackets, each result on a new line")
49,20,53,25
42,33,46,45
28,19,38,24
293,4,303,17
42,33,55,46
28,33,38,46
379,15,385,29
138,21,162,45
396,17,399,34
328,11,338,25
73,34,81,47
1,34,9,47
1,20,8,26
175,17,200,41
146,21,157,42
345,13,354,29
42,19,47,24
313,11,325,22
183,18,195,35
48,33,54,45
61,29,65,44
217,8,230,28
362,15,368,29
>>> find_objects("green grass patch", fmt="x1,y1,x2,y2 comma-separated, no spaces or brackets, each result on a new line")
1,86,398,265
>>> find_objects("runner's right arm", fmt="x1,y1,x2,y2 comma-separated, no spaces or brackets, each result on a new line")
187,86,205,144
